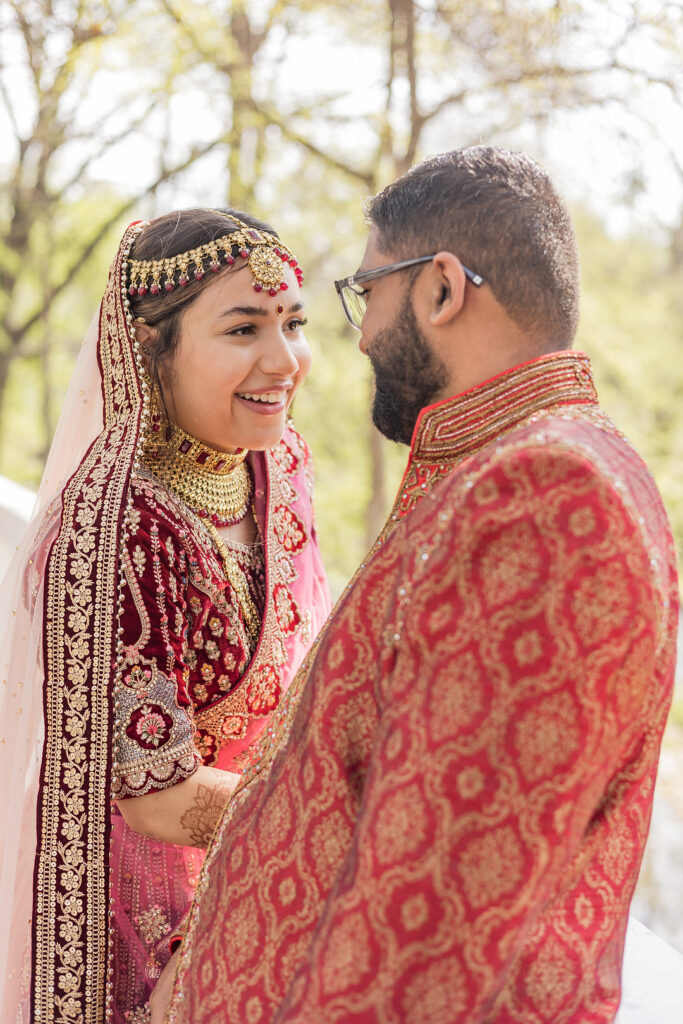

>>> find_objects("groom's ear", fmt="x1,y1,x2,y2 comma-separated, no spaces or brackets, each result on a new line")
428,252,468,327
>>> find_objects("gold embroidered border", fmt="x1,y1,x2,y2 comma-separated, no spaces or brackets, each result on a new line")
33,224,144,1024
193,438,307,736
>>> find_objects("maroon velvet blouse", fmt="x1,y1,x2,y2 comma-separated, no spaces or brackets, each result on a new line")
112,468,266,798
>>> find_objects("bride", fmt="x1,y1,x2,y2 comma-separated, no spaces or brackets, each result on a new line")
0,207,330,1023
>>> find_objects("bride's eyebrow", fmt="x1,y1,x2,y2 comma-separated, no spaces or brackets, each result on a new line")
217,304,269,318
217,301,306,318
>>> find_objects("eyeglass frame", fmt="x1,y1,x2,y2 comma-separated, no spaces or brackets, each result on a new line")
334,254,485,330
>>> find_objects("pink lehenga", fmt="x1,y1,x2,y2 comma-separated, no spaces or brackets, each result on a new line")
0,223,330,1024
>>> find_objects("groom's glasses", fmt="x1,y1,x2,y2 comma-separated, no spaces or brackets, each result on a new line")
334,254,485,330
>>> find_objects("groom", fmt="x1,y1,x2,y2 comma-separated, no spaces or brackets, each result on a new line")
160,147,678,1023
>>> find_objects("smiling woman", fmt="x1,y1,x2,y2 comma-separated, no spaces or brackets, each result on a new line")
0,208,330,1024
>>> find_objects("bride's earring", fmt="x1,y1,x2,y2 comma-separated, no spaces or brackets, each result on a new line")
144,373,169,449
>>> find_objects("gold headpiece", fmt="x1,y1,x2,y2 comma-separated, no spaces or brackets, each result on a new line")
127,214,303,298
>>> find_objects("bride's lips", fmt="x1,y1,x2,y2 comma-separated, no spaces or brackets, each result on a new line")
235,390,289,416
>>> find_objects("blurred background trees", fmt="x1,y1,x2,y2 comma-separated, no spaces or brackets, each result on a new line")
1,0,682,952
2,0,682,584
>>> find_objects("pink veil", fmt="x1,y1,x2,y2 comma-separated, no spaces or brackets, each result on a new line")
0,222,147,1023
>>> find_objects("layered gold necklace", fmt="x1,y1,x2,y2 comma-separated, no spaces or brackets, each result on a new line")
143,414,252,527
141,391,261,645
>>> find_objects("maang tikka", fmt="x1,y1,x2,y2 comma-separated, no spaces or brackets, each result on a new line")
127,214,304,298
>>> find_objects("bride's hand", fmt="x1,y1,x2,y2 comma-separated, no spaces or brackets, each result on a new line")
150,949,181,1024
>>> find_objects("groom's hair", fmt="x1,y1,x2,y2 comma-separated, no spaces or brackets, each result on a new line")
365,146,580,349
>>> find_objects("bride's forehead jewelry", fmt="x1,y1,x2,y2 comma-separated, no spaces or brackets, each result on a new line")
126,215,304,298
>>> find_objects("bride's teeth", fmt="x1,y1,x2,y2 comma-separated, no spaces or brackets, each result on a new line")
239,391,281,403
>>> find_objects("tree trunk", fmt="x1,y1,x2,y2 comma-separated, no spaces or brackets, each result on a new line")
0,343,19,456
0,348,14,420
364,381,388,549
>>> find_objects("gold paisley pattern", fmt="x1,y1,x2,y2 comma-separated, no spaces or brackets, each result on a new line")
170,353,678,1024
34,224,145,1024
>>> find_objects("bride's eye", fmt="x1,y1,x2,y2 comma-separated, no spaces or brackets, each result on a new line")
286,317,308,332
227,324,256,336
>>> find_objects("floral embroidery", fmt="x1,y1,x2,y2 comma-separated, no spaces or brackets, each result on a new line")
221,715,247,740
134,905,170,946
196,729,218,762
128,507,141,533
246,665,281,715
126,664,152,692
271,438,299,474
113,657,200,798
273,583,301,636
116,427,313,784
205,639,220,660
125,1006,151,1023
132,545,146,576
273,505,307,554
126,703,174,750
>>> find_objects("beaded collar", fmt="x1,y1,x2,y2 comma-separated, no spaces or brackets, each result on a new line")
141,421,253,527
390,350,598,523
412,350,597,465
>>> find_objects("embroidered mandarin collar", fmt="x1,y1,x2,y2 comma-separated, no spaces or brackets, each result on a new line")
410,350,597,468
386,351,598,527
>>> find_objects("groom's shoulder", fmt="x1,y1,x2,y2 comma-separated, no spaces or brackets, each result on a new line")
439,404,658,513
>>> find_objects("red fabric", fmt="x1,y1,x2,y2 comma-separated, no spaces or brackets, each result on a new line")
115,476,264,786
171,399,678,1024
109,424,331,1017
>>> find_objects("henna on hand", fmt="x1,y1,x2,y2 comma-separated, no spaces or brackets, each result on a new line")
179,774,235,847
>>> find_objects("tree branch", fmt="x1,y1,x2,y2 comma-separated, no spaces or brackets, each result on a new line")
0,66,21,140
255,106,375,189
16,135,228,339
53,98,159,196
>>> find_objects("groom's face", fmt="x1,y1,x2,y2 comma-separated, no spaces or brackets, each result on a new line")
358,230,447,446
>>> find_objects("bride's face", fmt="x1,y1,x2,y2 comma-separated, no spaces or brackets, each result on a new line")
157,263,310,452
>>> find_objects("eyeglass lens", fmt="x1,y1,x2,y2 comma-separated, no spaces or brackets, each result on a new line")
343,286,366,329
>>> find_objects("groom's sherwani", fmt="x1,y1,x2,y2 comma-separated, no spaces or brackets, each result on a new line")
169,351,678,1024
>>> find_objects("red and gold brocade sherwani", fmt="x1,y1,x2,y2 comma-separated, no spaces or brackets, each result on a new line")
169,351,679,1024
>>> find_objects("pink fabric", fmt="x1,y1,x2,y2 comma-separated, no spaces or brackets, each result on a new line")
110,814,204,1021
0,221,330,1024
0,308,107,1022
108,428,330,1019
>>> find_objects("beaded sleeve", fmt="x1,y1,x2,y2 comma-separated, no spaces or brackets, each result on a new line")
112,488,201,799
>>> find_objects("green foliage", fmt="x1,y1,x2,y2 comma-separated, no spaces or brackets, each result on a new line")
2,0,682,590
575,210,683,569
0,187,135,481
1,198,682,592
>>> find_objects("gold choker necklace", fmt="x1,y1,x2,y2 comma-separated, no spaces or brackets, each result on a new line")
143,420,252,527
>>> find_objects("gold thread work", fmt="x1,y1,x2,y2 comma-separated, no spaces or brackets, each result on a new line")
127,214,303,298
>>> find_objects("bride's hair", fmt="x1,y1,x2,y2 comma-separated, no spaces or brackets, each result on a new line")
127,207,278,384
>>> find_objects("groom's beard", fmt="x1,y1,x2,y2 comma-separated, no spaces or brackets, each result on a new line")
369,295,447,445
